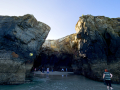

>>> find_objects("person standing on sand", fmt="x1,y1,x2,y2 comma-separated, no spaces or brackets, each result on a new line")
42,67,43,73
41,67,45,73
52,68,53,72
34,68,36,71
61,68,64,71
47,67,49,74
103,69,113,90
66,68,67,72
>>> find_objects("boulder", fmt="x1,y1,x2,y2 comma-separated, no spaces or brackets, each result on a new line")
0,14,50,84
75,15,120,83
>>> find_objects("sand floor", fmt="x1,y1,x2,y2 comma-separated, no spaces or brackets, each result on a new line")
33,71,74,75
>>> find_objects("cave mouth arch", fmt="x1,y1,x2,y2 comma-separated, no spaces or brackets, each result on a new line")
32,49,74,72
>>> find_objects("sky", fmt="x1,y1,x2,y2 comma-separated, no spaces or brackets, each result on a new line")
0,0,120,40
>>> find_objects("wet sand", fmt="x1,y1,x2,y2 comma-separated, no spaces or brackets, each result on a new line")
33,71,74,75
33,71,120,90
0,71,120,90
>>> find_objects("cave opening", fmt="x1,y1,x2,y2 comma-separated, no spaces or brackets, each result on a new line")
32,50,74,72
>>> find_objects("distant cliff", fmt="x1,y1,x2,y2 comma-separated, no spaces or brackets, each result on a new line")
43,33,78,53
0,14,50,84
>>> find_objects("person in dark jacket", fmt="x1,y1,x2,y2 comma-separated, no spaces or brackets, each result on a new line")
103,69,113,90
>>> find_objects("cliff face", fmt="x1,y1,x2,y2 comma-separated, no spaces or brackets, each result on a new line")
75,15,120,83
34,34,79,71
36,15,120,83
0,14,50,84
43,33,78,53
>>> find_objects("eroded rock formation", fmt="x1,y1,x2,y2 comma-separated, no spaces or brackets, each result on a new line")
43,33,78,53
0,14,50,84
34,34,79,71
36,15,120,83
75,15,120,83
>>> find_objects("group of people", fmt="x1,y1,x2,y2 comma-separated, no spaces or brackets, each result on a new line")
35,67,68,72
34,67,51,73
41,67,50,73
34,67,113,90
61,68,67,72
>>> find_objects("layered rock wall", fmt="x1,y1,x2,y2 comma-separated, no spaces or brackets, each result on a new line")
0,14,50,84
75,15,120,83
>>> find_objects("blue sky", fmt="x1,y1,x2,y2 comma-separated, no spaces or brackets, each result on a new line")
0,0,120,40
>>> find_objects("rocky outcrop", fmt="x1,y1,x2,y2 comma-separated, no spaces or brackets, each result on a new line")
75,15,120,83
43,33,78,53
35,15,120,83
0,14,50,84
34,34,79,71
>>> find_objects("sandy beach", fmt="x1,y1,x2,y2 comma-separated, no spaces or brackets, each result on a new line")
33,71,74,75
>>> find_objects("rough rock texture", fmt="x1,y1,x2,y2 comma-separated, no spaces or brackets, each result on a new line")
75,15,120,83
43,33,78,53
0,50,25,84
35,15,120,84
0,14,50,84
34,34,79,71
